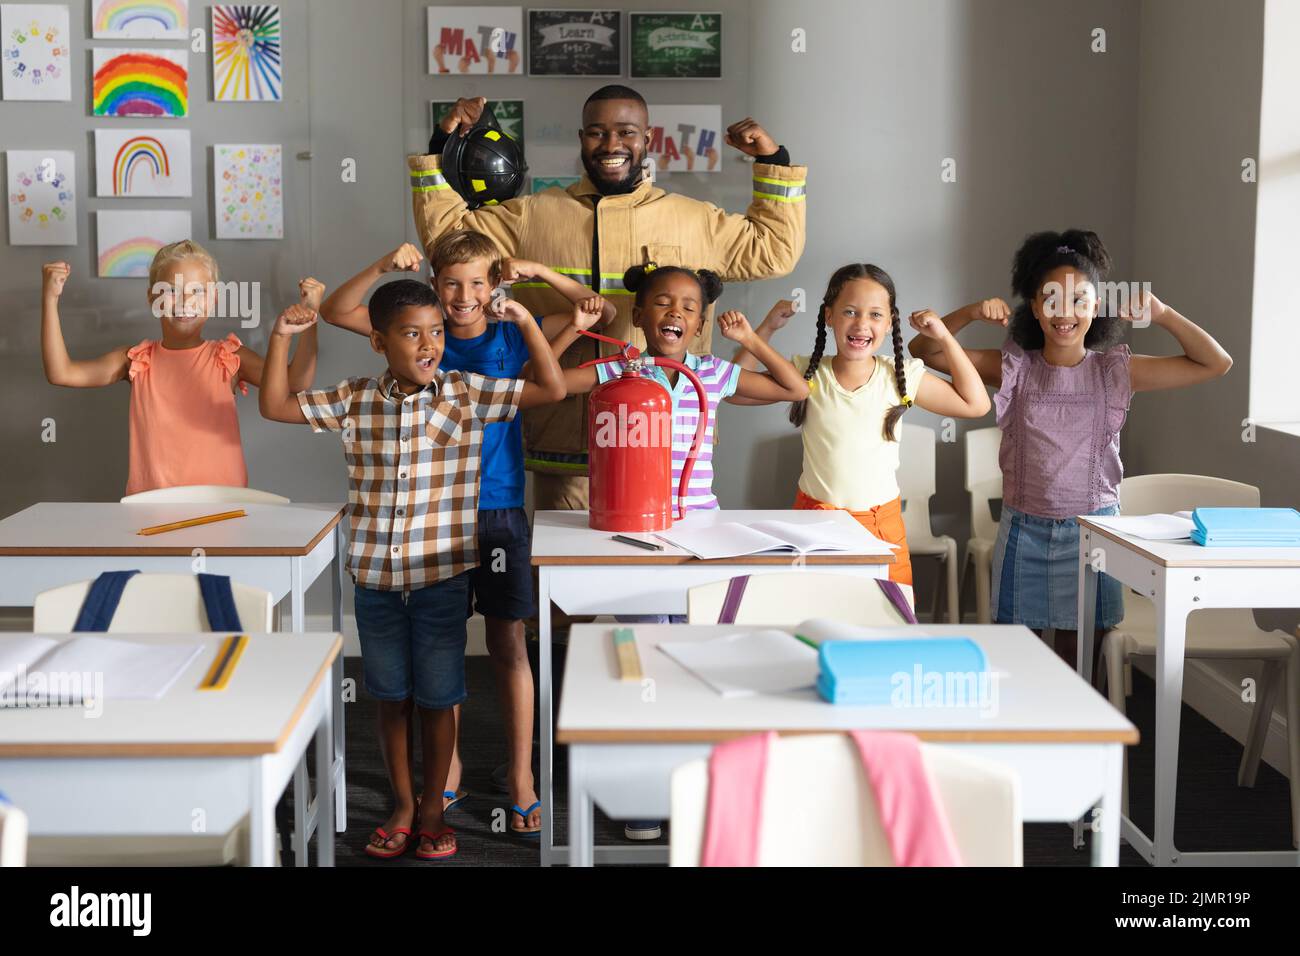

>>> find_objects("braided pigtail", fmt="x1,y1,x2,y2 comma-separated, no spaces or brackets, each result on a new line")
788,306,828,427
882,307,910,441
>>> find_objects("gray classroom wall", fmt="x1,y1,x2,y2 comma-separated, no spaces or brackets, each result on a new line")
0,0,1293,632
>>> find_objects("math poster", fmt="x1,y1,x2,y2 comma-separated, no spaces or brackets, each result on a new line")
430,98,524,147
427,6,522,75
527,9,620,76
645,105,722,174
630,11,720,79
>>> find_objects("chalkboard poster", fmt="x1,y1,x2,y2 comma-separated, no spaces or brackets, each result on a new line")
431,99,526,148
629,12,721,79
528,9,622,76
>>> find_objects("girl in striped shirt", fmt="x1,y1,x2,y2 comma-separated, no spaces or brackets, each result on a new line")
550,263,809,513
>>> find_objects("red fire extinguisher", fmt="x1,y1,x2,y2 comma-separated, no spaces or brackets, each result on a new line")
578,328,709,532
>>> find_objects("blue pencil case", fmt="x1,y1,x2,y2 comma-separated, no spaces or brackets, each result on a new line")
1190,507,1300,547
816,638,987,706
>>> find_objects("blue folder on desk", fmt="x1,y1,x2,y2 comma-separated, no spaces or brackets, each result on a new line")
815,638,987,706
1190,507,1300,547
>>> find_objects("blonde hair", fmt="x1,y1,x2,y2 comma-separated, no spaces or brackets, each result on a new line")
429,229,501,285
148,239,219,288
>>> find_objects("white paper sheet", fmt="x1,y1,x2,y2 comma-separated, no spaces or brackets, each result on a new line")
658,629,818,698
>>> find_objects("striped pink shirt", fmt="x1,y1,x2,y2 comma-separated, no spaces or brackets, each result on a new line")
595,352,741,511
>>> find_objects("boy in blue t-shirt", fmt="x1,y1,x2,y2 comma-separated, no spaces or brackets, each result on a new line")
320,233,610,836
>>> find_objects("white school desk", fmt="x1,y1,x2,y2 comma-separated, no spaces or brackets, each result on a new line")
1076,519,1300,867
0,631,340,867
557,622,1137,867
0,502,350,846
532,508,895,866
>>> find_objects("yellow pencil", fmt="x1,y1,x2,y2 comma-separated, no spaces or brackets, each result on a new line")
137,509,247,536
199,634,248,690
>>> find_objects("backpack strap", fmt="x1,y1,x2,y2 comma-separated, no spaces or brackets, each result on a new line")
72,570,141,632
716,574,750,624
197,574,243,631
875,578,919,624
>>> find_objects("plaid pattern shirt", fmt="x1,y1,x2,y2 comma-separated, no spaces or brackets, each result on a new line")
298,368,524,590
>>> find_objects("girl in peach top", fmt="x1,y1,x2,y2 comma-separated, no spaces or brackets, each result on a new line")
41,240,320,495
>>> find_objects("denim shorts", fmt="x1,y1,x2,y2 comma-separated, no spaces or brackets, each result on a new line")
990,503,1124,631
468,507,536,621
354,573,470,710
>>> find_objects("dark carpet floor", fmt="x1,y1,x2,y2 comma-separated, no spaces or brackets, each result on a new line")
319,643,1294,867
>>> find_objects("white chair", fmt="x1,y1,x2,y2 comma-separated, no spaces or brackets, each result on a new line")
1100,473,1300,847
959,427,1002,624
898,424,959,623
0,795,28,867
29,573,275,866
120,485,289,504
686,572,914,627
670,733,1022,866
34,573,273,634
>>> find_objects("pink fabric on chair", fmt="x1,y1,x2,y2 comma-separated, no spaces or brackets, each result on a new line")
699,730,961,867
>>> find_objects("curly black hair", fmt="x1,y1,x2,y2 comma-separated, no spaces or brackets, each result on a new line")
1007,229,1125,351
623,263,724,307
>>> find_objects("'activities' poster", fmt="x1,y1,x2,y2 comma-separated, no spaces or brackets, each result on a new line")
630,12,720,79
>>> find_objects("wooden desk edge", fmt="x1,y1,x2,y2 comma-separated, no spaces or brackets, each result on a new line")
557,727,1140,745
0,507,346,558
0,635,343,758
1077,518,1300,568
533,553,895,566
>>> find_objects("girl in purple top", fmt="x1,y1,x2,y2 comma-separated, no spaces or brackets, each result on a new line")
910,229,1232,667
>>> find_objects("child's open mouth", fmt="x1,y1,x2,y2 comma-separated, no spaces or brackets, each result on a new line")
845,332,873,350
416,357,435,371
448,303,480,320
1050,321,1079,337
658,323,683,342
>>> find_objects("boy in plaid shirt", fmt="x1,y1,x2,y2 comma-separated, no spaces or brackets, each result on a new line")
260,280,564,860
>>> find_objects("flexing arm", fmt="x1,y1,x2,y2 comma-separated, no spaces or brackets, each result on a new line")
908,298,1007,388
502,259,616,339
237,278,322,391
319,244,425,337
909,310,992,418
40,262,130,388
717,310,809,405
1128,293,1232,392
496,299,566,409
258,305,318,424
732,299,797,373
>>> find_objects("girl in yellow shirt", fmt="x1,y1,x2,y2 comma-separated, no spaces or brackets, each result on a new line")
735,263,990,584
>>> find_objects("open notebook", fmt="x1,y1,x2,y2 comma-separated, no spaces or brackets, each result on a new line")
0,635,204,705
655,519,898,561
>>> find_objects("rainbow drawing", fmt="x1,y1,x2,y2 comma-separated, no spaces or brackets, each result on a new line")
93,0,189,40
98,236,163,278
212,5,282,102
96,209,192,278
113,136,168,194
92,48,188,118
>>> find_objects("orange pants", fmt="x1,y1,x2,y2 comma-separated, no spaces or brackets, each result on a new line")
793,489,913,586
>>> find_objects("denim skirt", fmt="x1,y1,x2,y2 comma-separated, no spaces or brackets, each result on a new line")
990,503,1124,631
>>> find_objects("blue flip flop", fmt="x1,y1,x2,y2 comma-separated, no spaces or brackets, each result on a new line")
444,789,468,812
510,801,542,837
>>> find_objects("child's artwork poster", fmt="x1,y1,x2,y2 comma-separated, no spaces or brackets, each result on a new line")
430,98,523,146
96,208,191,277
6,149,76,245
427,6,522,75
630,12,720,79
91,47,188,117
94,129,192,197
92,0,188,40
527,9,620,76
212,4,282,101
531,176,579,193
1,4,72,101
646,105,722,174
213,143,282,239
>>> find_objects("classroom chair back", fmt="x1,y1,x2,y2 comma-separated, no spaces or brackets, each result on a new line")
685,572,914,627
1118,472,1260,515
669,733,1022,866
120,485,289,505
0,794,28,868
963,426,1003,544
33,573,274,633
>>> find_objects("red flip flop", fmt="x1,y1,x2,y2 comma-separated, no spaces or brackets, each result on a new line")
364,825,413,859
415,827,458,860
